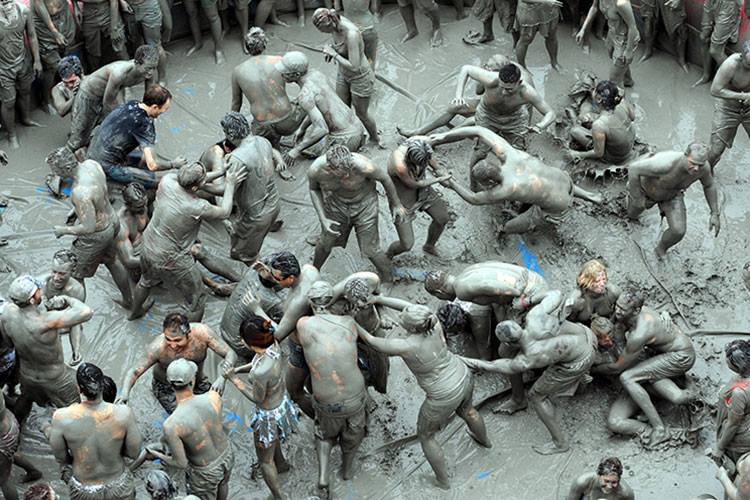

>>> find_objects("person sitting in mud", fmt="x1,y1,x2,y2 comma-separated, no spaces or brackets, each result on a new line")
710,340,750,475
566,456,634,500
117,312,237,413
146,359,234,500
46,147,134,311
335,0,378,66
694,0,742,87
279,52,367,163
597,289,696,445
296,301,369,499
462,296,596,456
452,62,555,155
357,304,491,489
567,80,635,167
564,259,621,325
396,0,447,48
224,314,297,500
429,127,602,233
116,182,149,281
626,142,720,259
313,9,382,148
513,0,563,71
308,144,406,279
386,138,452,259
708,42,750,170
0,389,42,500
230,28,304,147
638,0,688,73
49,363,142,500
51,55,83,118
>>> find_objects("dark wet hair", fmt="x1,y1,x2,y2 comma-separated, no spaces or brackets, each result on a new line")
46,146,77,176
77,362,104,399
163,312,190,336
726,340,750,375
471,160,500,185
597,457,623,478
327,144,353,170
424,271,449,294
23,482,55,500
405,139,433,171
264,251,301,279
142,84,172,107
594,80,622,111
436,303,468,333
123,182,147,207
134,44,160,66
312,8,340,29
685,142,708,163
53,249,78,270
145,470,178,500
102,375,117,403
240,313,275,349
343,278,370,303
177,162,207,190
221,112,251,145
619,287,644,311
58,55,83,79
243,27,267,56
498,63,521,84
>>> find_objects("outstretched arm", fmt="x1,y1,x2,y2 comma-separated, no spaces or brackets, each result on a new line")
355,324,410,356
429,126,507,158
371,295,412,311
625,153,673,177
454,65,497,104
700,168,721,236
117,344,160,403
444,177,505,205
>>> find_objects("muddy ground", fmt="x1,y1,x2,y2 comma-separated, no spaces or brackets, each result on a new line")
1,6,747,499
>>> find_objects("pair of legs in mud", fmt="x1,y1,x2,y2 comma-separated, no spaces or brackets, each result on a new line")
255,435,291,500
397,99,479,138
639,6,688,73
627,186,687,259
335,77,381,148
1,67,41,149
183,0,225,63
387,193,451,258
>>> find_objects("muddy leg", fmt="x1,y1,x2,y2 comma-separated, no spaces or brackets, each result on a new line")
708,130,728,171
572,184,602,204
528,389,569,455
105,260,133,309
257,439,285,499
620,367,666,442
387,219,415,258
0,477,18,500
191,242,246,282
12,454,42,482
452,0,465,19
398,5,418,42
183,0,204,55
1,100,19,149
655,198,686,258
203,3,226,63
128,282,153,320
364,249,392,283
316,437,335,491
515,32,533,69
254,0,274,26
606,393,647,436
544,28,560,70
340,424,365,480
234,5,248,43
312,237,334,272
694,42,713,86
397,104,470,136
569,125,593,148
639,15,655,63
159,0,174,41
455,401,491,448
286,364,313,418
709,41,728,67
480,17,494,42
423,201,449,254
650,378,694,405
424,7,443,47
673,26,689,73
217,468,230,500
352,95,380,146
467,308,493,361
417,412,450,489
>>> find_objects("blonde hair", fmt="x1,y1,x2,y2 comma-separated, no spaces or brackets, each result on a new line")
576,260,607,291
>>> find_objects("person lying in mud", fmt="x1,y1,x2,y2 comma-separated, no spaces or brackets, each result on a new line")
49,363,142,500
566,80,636,167
356,303,491,489
429,127,602,234
626,142,720,259
296,301,369,499
117,312,237,413
564,259,620,325
596,289,696,445
224,314,297,500
462,296,596,456
146,359,234,500
566,456,634,500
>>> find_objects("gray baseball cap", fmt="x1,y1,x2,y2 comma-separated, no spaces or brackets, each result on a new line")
7,275,40,305
166,359,198,386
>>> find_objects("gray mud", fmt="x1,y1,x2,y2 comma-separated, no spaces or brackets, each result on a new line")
0,7,747,499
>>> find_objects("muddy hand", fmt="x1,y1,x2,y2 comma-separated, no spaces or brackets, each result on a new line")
451,97,466,107
120,0,134,13
171,155,188,169
68,352,82,367
53,30,68,47
575,29,585,45
226,163,248,185
392,206,407,225
283,149,300,168
0,150,7,166
709,213,721,237
322,218,341,236
53,225,68,238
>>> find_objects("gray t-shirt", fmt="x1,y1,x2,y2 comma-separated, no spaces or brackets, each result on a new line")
228,136,279,222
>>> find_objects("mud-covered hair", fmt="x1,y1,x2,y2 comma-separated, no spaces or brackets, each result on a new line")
498,63,521,84
243,27,267,56
23,482,56,500
134,44,160,66
46,146,77,177
400,304,438,334
405,139,433,170
424,270,449,294
53,249,78,270
264,251,301,279
58,55,83,79
327,144,353,170
685,142,708,164
177,162,207,190
343,278,370,303
163,312,190,336
619,287,644,311
726,340,750,375
240,312,275,349
594,80,622,111
577,259,607,291
123,182,147,206
312,8,340,29
590,316,614,336
102,375,117,403
145,470,178,500
436,303,468,333
597,457,623,478
221,111,251,145
280,51,308,75
77,362,104,399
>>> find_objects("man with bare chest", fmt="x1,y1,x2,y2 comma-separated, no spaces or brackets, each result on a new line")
117,313,237,413
335,0,378,65
116,182,149,280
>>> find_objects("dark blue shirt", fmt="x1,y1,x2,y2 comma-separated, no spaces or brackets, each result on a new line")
87,100,156,167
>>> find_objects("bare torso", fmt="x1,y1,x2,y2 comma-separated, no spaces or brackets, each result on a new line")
249,345,286,410
637,151,709,202
498,154,573,212
481,81,534,116
73,160,118,231
722,55,750,92
309,153,377,204
632,307,693,353
1,305,67,383
165,391,228,466
341,0,374,28
594,104,635,162
332,18,368,73
152,333,209,384
300,69,360,134
80,61,143,99
118,207,149,248
454,262,548,305
232,55,294,124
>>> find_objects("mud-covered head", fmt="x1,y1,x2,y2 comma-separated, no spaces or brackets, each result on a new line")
163,312,191,349
726,340,750,376
471,156,504,187
424,270,455,300
102,375,117,403
596,457,623,493
123,182,148,213
145,470,178,500
240,312,276,351
8,275,42,307
77,362,104,400
46,146,78,177
255,251,301,288
404,139,433,177
167,358,198,389
613,287,643,323
497,63,522,95
741,41,750,70
312,8,340,32
684,142,708,174
437,302,468,335
58,55,83,89
134,44,160,80
50,249,77,290
278,51,309,82
326,144,354,173
307,280,334,313
221,111,251,147
495,320,523,343
577,259,608,294
178,162,207,191
400,304,438,335
22,482,57,500
343,278,371,312
593,80,622,111
243,27,267,56
0,0,17,19
142,84,172,118
590,316,615,349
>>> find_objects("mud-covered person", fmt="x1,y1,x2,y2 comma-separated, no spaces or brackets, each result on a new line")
0,389,43,500
716,453,750,500
117,313,237,413
230,28,305,147
46,147,134,310
32,0,75,111
396,0,445,47
49,363,142,500
0,0,42,149
182,0,224,63
566,456,634,500
51,56,83,118
116,182,149,280
626,142,720,259
638,0,689,72
0,297,20,396
513,0,562,70
335,0,378,66
224,314,296,500
120,0,168,83
313,8,382,148
694,0,742,86
357,304,491,489
386,138,452,258
79,0,128,69
564,259,620,325
146,359,234,500
279,52,367,163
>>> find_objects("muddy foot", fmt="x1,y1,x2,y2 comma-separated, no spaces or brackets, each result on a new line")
9,136,20,149
21,119,42,127
215,50,226,65
113,296,135,311
401,30,418,43
20,470,43,483
692,75,711,87
679,62,689,74
551,62,563,73
532,442,570,455
638,50,653,64
128,297,155,320
185,43,203,56
462,30,493,45
0,258,12,273
317,484,331,500
211,283,235,297
492,397,527,415
654,246,667,260
466,429,492,448
430,30,444,48
434,476,451,490
422,244,439,256
582,44,591,55
396,125,415,137
647,427,669,446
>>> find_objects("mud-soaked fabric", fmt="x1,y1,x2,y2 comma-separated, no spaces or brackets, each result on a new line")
0,54,32,103
0,413,20,462
716,379,750,458
413,348,470,402
287,339,308,370
0,5,27,70
640,0,686,36
396,0,437,10
68,469,135,500
710,98,750,149
474,99,529,149
357,340,389,394
336,63,376,99
473,0,516,29
601,0,639,62
186,444,234,500
151,374,212,413
509,203,571,232
628,348,696,381
313,390,368,452
35,5,76,64
81,2,124,57
128,0,163,31
627,178,685,217
530,346,594,398
514,1,559,37
0,349,16,386
320,189,380,250
71,220,119,279
21,367,80,408
404,185,444,221
87,100,156,169
304,124,366,157
250,102,305,143
68,89,104,151
701,0,741,45
418,375,474,433
251,395,298,448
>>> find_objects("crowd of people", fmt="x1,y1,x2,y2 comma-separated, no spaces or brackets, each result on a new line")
0,0,749,498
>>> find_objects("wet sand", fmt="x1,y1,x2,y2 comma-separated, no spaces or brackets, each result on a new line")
1,6,747,499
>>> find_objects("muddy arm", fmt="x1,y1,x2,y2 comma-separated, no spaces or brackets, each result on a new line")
700,169,721,233
24,9,41,73
577,0,599,36
454,66,496,101
227,372,266,404
573,121,607,160
150,425,188,469
371,295,412,311
48,412,73,467
43,297,93,331
230,72,243,112
54,193,97,237
355,324,409,356
565,473,594,500
123,407,143,460
711,58,750,101
117,345,159,403
525,87,556,130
